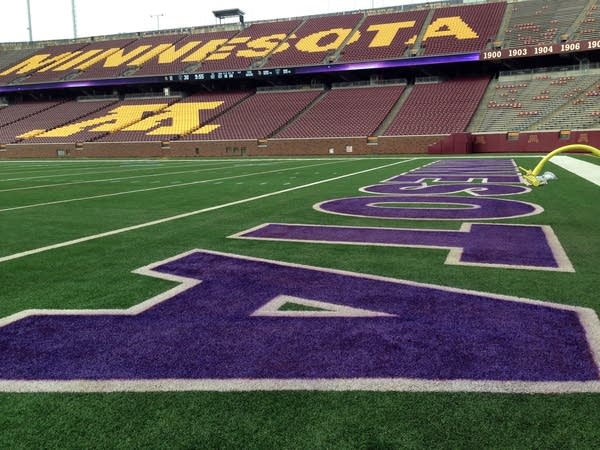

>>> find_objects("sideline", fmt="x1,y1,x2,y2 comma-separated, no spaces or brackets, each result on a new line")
0,159,413,263
550,155,600,187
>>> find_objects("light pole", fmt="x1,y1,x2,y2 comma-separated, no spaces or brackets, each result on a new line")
26,0,33,42
150,13,164,31
72,0,78,38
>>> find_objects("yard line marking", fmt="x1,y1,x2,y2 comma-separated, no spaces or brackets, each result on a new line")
0,159,412,263
0,161,236,183
3,378,600,394
550,155,600,187
0,161,336,213
0,162,285,193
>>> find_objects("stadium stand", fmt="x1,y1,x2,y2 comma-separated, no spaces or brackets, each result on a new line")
0,42,90,84
97,92,252,141
503,0,590,48
472,67,599,132
197,20,303,72
75,37,162,80
0,98,117,143
276,83,406,138
421,2,506,55
573,0,600,40
384,77,490,136
20,98,175,143
533,70,600,130
0,0,599,153
0,47,39,74
338,10,429,62
179,89,323,140
0,101,62,128
263,13,363,68
131,30,238,76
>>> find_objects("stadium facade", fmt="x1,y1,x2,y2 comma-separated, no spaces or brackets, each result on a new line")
0,0,598,158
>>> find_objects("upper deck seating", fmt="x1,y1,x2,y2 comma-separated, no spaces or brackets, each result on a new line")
131,31,238,76
76,37,173,80
503,0,589,47
573,1,600,41
339,10,429,62
197,20,303,73
422,2,506,55
0,42,89,85
264,13,363,68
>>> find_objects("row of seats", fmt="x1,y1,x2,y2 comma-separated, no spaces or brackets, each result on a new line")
473,70,599,132
503,0,590,47
1,72,596,143
0,3,510,85
277,85,406,138
384,78,490,135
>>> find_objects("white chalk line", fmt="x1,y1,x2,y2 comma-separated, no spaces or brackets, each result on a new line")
550,155,600,187
0,159,411,263
0,160,341,213
0,160,242,182
0,161,286,193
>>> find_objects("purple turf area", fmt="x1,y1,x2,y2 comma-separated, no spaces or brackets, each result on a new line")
0,251,596,382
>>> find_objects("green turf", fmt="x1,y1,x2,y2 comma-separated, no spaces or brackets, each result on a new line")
1,155,599,448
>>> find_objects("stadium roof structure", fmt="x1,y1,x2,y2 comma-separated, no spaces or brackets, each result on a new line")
212,8,245,24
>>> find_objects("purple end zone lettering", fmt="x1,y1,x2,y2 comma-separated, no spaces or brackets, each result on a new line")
387,175,523,183
0,250,596,382
235,223,572,271
362,183,530,196
316,195,542,220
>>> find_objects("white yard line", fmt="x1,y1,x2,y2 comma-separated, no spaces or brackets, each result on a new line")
0,162,284,193
0,159,412,264
0,161,340,213
550,155,600,187
0,161,230,182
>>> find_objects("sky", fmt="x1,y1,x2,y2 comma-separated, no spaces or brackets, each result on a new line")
1,0,423,43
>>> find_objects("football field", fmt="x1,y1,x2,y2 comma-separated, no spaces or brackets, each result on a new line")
1,155,599,448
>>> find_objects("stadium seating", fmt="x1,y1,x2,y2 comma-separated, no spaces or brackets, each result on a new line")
75,37,167,80
503,0,590,48
197,20,303,72
0,101,62,128
339,11,429,62
0,47,38,74
472,69,599,132
573,0,600,40
132,31,238,76
263,14,363,68
0,42,90,85
276,84,406,138
421,3,506,55
0,99,117,143
384,77,490,136
21,98,174,143
179,89,323,140
534,76,600,130
97,92,252,141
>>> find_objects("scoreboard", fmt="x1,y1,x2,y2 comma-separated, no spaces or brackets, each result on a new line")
164,68,295,82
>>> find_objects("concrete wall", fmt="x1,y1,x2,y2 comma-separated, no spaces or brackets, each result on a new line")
0,136,442,159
